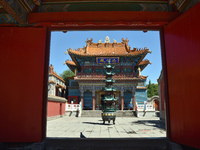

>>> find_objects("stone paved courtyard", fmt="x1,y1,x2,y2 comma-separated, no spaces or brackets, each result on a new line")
47,116,166,138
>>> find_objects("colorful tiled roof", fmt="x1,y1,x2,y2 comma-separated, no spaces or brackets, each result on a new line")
49,64,65,83
138,60,151,66
68,45,149,57
65,60,76,66
66,38,151,72
137,60,151,71
65,60,76,72
140,75,148,80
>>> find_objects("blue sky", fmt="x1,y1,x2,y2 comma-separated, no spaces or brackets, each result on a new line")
50,31,162,84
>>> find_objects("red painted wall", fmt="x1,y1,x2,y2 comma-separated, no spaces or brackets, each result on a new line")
61,102,66,115
0,27,46,142
47,101,66,117
164,3,200,148
154,100,159,111
160,78,165,111
47,101,60,117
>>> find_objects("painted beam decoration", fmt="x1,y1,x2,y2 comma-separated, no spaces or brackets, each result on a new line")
40,3,169,12
0,0,37,24
0,13,15,24
96,57,119,64
0,0,27,24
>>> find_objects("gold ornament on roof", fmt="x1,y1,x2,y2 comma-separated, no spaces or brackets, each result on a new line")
105,36,110,43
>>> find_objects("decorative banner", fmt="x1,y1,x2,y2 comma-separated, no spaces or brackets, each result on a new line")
96,57,119,64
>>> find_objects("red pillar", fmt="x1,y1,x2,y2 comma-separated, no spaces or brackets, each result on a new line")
132,96,136,111
121,97,124,110
92,96,95,110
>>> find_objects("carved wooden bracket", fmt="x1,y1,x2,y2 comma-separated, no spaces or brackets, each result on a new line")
0,0,25,24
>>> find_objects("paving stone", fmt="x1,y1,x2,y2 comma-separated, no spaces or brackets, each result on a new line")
47,116,166,138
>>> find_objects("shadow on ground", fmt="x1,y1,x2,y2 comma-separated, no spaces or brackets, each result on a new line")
131,120,166,130
82,122,112,125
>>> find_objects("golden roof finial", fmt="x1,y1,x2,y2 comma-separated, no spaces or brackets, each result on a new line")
105,36,110,43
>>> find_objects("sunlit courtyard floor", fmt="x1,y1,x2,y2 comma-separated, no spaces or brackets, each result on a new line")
47,116,166,138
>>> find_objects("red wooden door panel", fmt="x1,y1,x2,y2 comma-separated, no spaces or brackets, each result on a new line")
164,3,200,149
0,27,47,142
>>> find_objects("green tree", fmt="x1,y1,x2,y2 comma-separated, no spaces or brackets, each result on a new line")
60,70,75,85
147,80,159,98
60,70,74,99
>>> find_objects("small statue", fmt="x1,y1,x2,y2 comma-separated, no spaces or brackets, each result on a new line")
105,36,110,43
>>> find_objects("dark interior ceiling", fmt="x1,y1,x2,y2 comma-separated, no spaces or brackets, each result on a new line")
0,0,199,25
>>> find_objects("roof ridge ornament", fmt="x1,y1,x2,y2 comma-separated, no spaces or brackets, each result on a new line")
113,39,117,43
121,38,129,43
49,64,54,72
105,36,110,43
86,38,93,45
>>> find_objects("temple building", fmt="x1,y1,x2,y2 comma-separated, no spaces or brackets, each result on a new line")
47,64,67,119
65,37,151,110
48,64,66,98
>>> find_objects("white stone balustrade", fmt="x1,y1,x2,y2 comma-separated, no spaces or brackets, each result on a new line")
136,101,155,112
65,104,80,111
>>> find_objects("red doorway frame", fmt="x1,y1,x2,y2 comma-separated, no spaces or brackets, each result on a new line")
38,10,181,142
34,5,200,148
44,28,170,139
